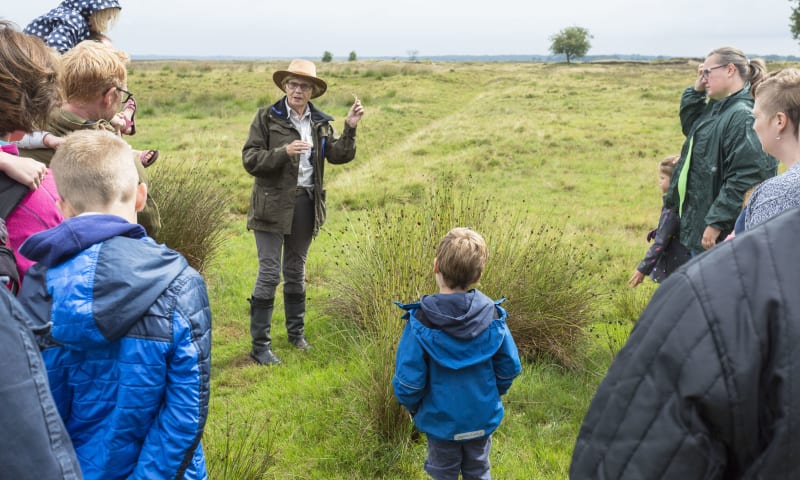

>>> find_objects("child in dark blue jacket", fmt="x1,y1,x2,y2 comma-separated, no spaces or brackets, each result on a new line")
629,154,691,287
393,227,521,480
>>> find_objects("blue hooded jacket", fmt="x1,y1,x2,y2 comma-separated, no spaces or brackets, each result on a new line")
392,289,522,442
18,215,211,480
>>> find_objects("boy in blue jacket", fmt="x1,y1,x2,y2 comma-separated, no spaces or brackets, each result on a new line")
18,130,211,480
393,227,522,480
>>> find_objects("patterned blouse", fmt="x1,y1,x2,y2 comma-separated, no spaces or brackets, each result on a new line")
745,162,800,231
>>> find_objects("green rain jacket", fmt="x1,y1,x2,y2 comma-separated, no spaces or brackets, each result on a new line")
242,98,356,236
667,85,776,253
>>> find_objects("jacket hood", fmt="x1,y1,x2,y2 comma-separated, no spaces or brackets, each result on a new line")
62,0,121,17
399,291,509,370
20,214,145,266
419,290,497,339
21,215,186,348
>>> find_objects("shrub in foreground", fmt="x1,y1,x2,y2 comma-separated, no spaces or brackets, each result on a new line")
484,223,598,369
324,174,598,448
204,409,277,479
147,157,233,274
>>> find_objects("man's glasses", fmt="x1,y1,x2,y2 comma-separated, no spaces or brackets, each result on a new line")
116,86,134,103
702,64,727,78
286,81,313,93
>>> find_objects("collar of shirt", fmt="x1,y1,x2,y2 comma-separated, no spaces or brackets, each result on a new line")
285,99,311,122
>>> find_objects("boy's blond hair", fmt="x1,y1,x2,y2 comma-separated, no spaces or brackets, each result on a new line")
659,154,680,177
51,130,136,214
435,227,488,290
60,40,129,103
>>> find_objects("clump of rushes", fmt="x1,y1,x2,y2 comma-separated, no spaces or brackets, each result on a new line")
484,222,599,369
147,157,233,274
325,173,599,446
205,409,277,479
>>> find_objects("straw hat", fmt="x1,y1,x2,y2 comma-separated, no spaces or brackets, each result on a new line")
272,59,328,98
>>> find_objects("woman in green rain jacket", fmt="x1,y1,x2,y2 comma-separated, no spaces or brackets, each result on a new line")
667,46,776,256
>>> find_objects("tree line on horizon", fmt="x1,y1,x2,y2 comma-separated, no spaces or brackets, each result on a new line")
320,6,800,65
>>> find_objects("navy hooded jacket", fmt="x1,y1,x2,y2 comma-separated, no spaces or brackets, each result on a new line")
393,289,521,441
24,0,121,53
18,214,211,480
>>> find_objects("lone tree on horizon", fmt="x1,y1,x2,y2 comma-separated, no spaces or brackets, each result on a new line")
549,26,593,63
791,0,800,45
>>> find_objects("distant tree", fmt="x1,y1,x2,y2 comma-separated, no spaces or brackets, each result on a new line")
549,26,593,64
407,49,419,62
348,51,357,61
322,51,333,63
791,0,800,43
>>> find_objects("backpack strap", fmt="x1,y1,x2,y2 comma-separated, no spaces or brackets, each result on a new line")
0,173,29,219
0,219,20,295
0,172,27,295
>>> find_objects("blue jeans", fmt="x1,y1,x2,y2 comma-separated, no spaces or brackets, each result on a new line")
424,435,492,480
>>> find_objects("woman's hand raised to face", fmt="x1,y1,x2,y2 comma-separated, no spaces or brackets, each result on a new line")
694,63,707,93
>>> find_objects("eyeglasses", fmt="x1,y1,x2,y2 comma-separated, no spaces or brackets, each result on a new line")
116,86,134,104
702,64,727,78
286,81,313,93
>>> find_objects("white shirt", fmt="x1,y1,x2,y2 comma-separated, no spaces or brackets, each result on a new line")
287,100,314,188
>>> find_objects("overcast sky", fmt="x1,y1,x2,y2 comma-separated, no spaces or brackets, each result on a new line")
8,1,800,58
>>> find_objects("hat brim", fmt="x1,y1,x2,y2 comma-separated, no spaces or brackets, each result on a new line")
273,71,328,99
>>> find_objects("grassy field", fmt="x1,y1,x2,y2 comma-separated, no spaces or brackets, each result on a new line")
123,59,764,478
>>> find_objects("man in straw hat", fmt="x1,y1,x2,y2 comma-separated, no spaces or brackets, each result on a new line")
243,58,364,365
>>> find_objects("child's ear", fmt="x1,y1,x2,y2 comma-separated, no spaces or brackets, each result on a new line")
134,182,147,212
433,257,440,274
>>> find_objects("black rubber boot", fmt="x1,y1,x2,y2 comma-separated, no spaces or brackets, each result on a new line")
249,297,281,365
285,292,311,351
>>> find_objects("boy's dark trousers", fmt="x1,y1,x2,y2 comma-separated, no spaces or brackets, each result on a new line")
424,435,492,480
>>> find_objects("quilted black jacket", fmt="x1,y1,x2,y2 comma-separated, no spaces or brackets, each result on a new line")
572,207,800,479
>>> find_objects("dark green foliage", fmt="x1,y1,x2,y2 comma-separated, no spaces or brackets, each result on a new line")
792,0,800,42
322,51,333,63
549,26,593,63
